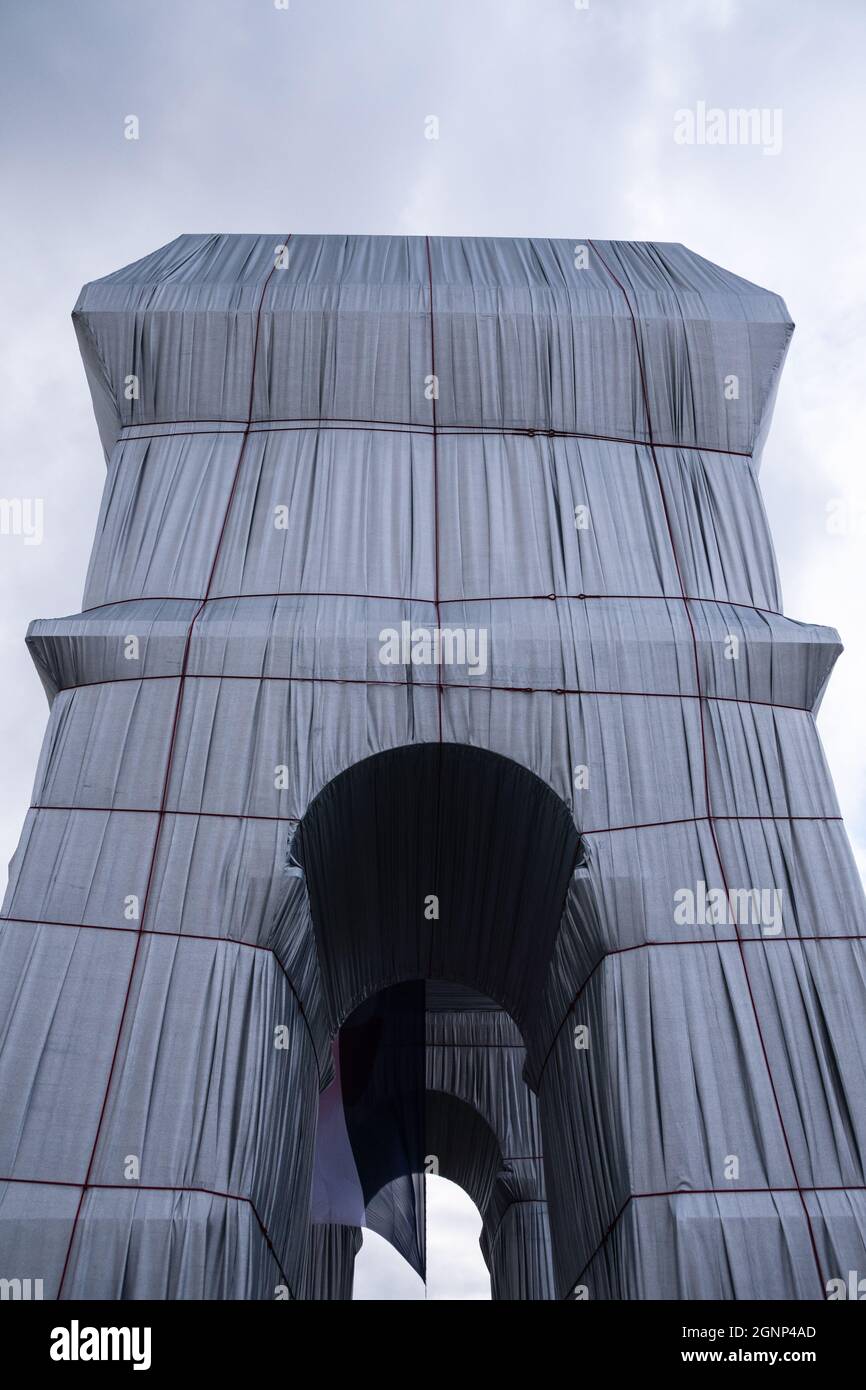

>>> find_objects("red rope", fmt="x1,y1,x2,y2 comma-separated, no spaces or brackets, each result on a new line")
116,413,754,458
35,668,817,714
76,588,784,618
25,803,841,831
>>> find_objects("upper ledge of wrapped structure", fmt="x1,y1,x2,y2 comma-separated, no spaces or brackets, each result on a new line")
72,234,794,464
25,599,841,718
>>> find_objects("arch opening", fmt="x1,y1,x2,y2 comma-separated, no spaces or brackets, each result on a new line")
295,743,577,1298
291,742,581,1039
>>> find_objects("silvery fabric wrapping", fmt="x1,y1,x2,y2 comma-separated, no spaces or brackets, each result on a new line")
425,987,554,1300
0,234,864,1301
299,1223,361,1302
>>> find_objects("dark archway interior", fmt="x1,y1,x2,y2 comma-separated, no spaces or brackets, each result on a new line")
297,744,577,1292
292,743,581,1038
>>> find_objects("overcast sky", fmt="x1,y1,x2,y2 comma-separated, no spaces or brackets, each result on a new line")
1,0,864,1299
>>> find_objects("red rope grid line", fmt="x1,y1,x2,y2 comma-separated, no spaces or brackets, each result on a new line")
54,234,295,1301
115,412,754,458
29,666,819,714
586,238,828,1299
24,805,843,829
27,803,299,824
5,906,861,950
75,586,786,619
